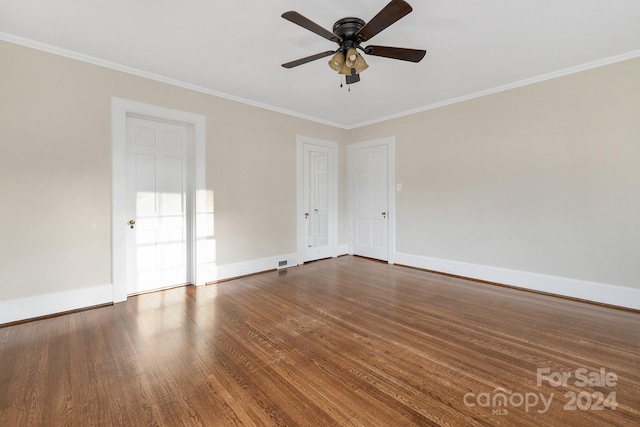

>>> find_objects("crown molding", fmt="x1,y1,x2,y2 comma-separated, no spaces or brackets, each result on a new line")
2,32,638,131
346,49,640,129
0,32,348,129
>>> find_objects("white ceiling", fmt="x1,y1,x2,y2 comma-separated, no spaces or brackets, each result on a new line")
2,0,640,128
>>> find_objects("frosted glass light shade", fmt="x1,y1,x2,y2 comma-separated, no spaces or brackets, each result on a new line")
328,52,345,72
345,48,358,68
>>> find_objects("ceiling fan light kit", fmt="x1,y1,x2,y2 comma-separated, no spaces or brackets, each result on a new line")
345,48,359,67
339,62,353,75
281,0,426,85
328,52,345,71
353,54,369,73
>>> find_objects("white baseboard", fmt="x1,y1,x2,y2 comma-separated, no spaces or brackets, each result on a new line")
1,252,309,324
196,253,299,285
0,284,113,325
336,244,349,257
394,252,640,311
6,252,633,325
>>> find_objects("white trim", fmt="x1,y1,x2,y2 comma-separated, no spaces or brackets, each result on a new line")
345,50,640,129
387,140,397,265
336,244,349,257
296,136,339,264
0,284,113,325
394,252,640,311
347,137,396,263
111,98,206,302
0,33,345,129
4,32,638,131
198,253,299,284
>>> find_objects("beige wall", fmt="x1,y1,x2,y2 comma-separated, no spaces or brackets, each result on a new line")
1,39,638,306
350,57,640,289
0,41,348,301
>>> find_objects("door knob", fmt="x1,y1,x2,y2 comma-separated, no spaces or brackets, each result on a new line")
304,213,309,219
382,212,387,218
129,219,136,229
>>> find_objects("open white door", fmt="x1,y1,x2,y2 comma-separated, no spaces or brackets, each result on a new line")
348,138,395,262
297,136,338,263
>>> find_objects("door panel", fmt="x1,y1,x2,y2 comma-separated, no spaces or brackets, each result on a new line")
298,138,338,263
311,152,329,247
351,143,389,261
126,116,190,294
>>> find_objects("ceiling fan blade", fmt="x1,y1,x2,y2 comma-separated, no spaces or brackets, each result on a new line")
281,51,336,69
364,45,426,62
282,11,341,43
356,0,413,42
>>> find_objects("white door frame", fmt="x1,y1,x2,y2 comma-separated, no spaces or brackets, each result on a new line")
347,137,396,264
296,135,338,263
111,98,206,303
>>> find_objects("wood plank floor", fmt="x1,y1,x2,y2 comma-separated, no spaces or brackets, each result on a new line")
0,256,638,426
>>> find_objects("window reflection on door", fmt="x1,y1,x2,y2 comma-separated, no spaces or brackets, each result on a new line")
126,116,190,295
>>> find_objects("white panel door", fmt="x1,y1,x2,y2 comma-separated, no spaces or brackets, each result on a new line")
351,144,389,261
125,116,190,294
298,138,337,263
308,150,329,247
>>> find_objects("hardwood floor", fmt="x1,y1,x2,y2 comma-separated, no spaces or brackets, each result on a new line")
0,256,638,426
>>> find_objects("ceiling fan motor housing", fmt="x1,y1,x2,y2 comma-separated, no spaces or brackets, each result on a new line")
333,17,366,51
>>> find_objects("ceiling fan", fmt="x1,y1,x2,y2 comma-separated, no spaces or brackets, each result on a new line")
281,0,426,85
